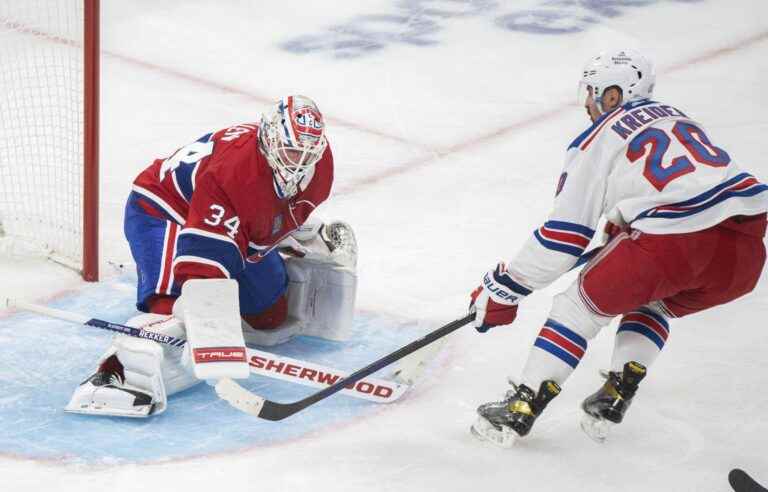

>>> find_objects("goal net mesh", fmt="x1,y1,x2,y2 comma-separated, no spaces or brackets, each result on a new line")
0,0,84,268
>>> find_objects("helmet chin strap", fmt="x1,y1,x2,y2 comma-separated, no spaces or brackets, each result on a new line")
271,172,292,200
271,167,309,200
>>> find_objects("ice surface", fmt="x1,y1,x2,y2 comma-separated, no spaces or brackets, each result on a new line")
0,273,433,464
1,0,767,491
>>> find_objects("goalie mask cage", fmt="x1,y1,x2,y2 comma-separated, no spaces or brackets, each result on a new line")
0,0,99,281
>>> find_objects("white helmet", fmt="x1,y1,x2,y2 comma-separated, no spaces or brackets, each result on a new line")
259,95,328,199
577,49,656,111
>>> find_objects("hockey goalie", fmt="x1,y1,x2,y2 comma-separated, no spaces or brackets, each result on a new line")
67,95,359,417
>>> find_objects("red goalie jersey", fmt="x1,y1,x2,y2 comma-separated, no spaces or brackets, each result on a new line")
130,123,334,284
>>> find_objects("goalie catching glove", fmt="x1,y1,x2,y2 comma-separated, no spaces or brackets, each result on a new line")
277,220,357,269
469,262,532,333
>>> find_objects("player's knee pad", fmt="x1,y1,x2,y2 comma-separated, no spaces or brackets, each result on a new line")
550,281,614,341
66,313,198,417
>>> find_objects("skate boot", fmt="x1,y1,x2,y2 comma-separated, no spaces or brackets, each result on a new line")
65,354,156,417
580,361,646,443
471,380,561,448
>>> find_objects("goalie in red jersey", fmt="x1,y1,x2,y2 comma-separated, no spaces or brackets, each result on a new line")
66,95,359,418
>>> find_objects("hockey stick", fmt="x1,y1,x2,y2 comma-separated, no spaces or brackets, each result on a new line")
216,245,605,420
5,299,188,346
215,313,475,420
4,298,408,403
730,469,768,492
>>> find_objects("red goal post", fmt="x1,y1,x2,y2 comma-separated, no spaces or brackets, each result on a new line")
0,0,99,281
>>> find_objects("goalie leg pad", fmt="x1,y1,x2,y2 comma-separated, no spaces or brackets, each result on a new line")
174,279,250,381
240,259,358,346
65,313,197,418
285,255,357,341
242,220,358,346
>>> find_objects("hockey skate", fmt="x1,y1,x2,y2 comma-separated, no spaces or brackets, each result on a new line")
580,361,646,443
471,380,561,448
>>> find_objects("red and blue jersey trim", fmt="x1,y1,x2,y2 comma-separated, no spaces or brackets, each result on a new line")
633,172,768,222
533,318,588,369
617,307,669,349
568,100,657,152
127,190,185,225
567,105,625,151
175,228,245,280
534,220,595,257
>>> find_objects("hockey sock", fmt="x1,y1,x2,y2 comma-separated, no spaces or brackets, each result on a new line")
610,307,669,372
521,318,588,389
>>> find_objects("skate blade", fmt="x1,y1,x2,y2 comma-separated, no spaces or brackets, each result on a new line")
470,415,519,448
580,412,613,444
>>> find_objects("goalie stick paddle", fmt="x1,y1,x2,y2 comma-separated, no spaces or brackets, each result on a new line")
730,469,768,492
216,313,476,421
4,298,408,403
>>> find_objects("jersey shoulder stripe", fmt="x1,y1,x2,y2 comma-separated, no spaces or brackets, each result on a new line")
567,105,624,151
569,99,659,152
171,161,197,203
130,186,186,225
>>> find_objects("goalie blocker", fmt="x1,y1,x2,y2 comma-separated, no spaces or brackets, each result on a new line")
66,221,359,418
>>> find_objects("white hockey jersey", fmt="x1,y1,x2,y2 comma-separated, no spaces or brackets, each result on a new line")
509,99,768,290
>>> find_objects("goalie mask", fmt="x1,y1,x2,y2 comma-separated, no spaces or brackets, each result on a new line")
577,49,656,113
259,95,328,199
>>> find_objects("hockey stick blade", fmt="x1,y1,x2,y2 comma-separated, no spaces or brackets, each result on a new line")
217,313,475,421
387,336,448,386
730,469,768,492
215,378,266,415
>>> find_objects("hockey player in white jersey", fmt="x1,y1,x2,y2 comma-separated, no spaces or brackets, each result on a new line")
469,49,768,447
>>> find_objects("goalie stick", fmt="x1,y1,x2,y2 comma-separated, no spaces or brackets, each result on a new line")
4,299,408,403
6,246,601,419
730,469,767,492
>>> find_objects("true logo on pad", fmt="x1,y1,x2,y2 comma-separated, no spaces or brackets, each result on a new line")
193,347,247,364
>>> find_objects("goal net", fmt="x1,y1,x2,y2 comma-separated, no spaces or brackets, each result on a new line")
0,0,99,280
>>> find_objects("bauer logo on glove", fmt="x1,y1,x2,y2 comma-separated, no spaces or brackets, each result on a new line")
470,262,532,333
482,271,519,302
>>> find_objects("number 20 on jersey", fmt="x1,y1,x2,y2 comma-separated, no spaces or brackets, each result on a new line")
627,122,731,191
